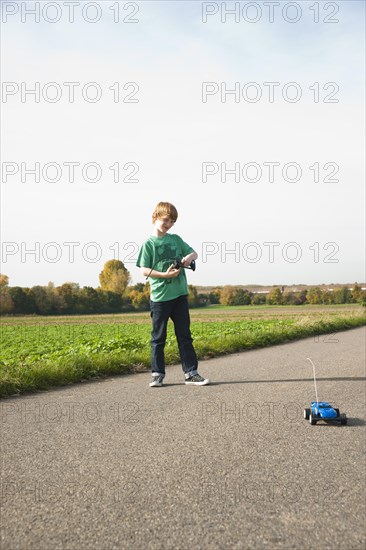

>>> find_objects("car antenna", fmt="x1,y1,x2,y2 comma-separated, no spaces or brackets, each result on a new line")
307,357,319,405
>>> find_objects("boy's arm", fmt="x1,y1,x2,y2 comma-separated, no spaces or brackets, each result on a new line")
176,235,197,267
137,241,179,279
141,265,181,279
181,250,198,267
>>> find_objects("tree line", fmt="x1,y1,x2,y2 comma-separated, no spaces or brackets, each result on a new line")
0,260,365,315
216,285,365,306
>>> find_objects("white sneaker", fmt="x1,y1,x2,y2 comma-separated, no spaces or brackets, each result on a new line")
149,375,164,387
185,374,210,386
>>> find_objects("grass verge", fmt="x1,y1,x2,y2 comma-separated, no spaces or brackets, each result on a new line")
0,310,365,397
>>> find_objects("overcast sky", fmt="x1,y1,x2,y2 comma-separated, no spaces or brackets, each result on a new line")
1,0,365,288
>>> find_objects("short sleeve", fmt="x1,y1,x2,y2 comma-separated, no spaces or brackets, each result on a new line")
136,240,153,268
176,235,194,257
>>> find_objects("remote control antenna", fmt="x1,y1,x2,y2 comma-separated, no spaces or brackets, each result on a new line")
307,357,319,405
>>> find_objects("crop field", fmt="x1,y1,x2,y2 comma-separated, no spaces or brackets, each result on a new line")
1,304,365,396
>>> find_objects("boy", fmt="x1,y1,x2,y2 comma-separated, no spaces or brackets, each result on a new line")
136,202,210,387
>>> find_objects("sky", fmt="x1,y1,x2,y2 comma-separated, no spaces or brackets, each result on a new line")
1,0,365,288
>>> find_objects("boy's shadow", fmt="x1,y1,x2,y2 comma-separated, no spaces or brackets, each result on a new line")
207,376,366,385
164,376,366,386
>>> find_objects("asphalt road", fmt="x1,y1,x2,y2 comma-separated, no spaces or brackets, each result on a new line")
1,327,365,550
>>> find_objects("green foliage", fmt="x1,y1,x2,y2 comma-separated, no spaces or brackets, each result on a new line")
99,260,130,295
306,287,324,304
351,283,364,303
0,274,9,287
266,287,282,305
251,293,266,305
0,286,13,314
220,286,253,306
333,286,353,304
1,308,365,396
188,285,200,307
8,287,34,313
128,286,150,310
208,288,221,304
1,270,364,315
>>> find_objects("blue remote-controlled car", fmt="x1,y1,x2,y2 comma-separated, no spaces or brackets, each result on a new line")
304,402,347,425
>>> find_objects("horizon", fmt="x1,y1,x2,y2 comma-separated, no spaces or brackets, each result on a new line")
2,273,365,291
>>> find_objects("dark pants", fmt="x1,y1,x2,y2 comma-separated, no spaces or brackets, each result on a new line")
150,294,198,378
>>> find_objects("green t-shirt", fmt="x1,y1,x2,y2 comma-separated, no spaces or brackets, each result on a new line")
136,233,194,302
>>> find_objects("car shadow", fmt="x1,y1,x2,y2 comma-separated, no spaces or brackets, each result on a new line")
308,417,365,427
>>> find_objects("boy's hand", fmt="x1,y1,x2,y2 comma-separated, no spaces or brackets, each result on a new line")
181,256,192,267
164,264,181,278
181,253,197,267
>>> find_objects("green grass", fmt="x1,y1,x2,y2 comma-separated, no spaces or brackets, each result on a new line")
1,305,365,396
